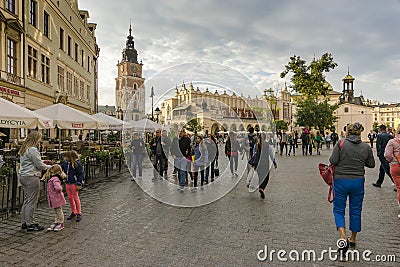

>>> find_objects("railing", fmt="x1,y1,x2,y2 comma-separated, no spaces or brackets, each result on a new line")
0,159,24,221
0,153,124,221
84,154,122,183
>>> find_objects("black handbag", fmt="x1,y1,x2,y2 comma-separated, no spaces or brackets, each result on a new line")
214,160,219,176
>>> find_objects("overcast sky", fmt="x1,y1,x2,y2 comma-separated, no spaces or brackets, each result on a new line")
79,0,400,106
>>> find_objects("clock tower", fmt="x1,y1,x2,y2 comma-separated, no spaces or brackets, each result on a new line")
115,24,145,121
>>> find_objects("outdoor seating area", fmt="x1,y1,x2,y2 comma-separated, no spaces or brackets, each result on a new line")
0,99,130,219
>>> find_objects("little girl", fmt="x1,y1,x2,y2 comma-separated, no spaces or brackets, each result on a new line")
61,150,84,222
42,165,66,231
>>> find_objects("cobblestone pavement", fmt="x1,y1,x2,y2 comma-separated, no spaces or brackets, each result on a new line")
1,145,399,267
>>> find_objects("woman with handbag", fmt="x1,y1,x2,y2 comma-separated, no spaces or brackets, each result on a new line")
225,132,240,176
384,125,400,218
329,122,375,255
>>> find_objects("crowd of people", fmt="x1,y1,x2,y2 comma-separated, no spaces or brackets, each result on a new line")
15,122,400,246
129,127,277,198
276,128,343,156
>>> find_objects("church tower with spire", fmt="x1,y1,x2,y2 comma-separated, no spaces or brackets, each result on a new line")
115,24,145,120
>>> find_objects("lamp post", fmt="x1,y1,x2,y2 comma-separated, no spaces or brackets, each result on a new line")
154,107,161,123
150,86,155,121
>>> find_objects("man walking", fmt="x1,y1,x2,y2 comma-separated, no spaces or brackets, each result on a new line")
368,130,376,148
280,131,288,156
301,129,310,156
150,129,168,180
373,125,395,190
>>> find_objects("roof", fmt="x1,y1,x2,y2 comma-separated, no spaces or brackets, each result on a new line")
342,74,355,81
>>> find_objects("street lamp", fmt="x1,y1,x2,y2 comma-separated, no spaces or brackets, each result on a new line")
150,86,155,121
155,107,161,123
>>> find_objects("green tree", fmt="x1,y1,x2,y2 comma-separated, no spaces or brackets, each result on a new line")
280,53,338,130
295,98,338,132
275,120,288,131
280,53,338,98
372,122,379,133
185,118,204,133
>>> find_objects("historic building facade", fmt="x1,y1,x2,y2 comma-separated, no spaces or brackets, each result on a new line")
115,25,145,121
160,83,286,134
331,72,374,141
0,0,25,106
373,104,400,130
23,0,99,112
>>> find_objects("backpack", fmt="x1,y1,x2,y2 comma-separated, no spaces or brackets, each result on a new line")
318,139,344,203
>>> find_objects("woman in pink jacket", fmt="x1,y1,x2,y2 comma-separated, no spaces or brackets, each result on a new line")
384,125,400,218
42,165,67,231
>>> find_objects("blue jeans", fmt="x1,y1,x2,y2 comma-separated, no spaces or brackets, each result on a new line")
333,178,365,232
175,157,188,187
326,141,331,149
131,153,143,177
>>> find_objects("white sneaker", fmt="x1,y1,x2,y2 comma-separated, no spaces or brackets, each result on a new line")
53,223,64,231
138,176,142,179
397,214,400,219
47,223,57,231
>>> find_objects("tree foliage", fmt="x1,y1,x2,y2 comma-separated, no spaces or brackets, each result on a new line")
185,118,204,133
280,53,339,131
280,53,338,98
275,120,288,131
296,98,338,132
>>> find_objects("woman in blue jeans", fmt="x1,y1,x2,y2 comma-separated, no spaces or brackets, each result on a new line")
329,122,375,254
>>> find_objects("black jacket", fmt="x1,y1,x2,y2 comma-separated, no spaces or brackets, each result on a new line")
150,136,171,158
171,136,191,158
131,138,146,154
376,132,393,157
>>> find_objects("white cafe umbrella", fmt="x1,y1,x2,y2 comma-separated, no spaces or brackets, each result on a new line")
0,97,53,129
36,103,107,155
92,113,124,130
126,119,162,132
35,103,107,130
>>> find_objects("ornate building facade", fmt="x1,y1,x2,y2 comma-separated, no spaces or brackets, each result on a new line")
1,0,99,140
0,0,25,106
160,83,287,134
115,25,145,121
331,71,374,141
23,0,99,112
373,104,400,130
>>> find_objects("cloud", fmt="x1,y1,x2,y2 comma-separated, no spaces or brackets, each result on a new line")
78,0,400,106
